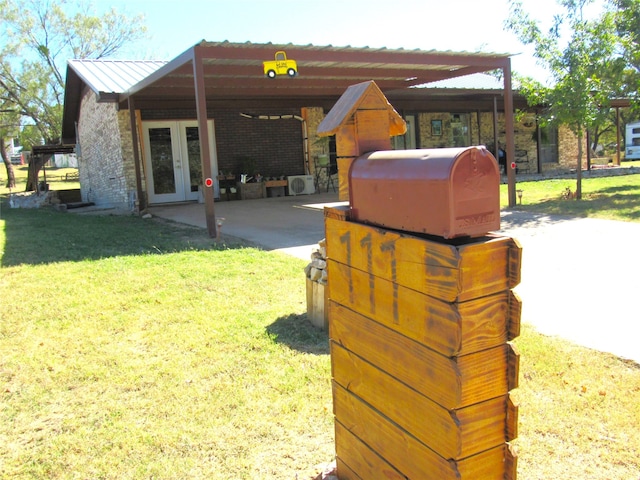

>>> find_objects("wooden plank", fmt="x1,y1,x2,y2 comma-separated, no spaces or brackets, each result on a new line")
329,302,519,409
324,205,350,222
509,290,522,341
507,396,519,441
334,386,514,479
326,215,459,302
328,259,458,355
334,458,360,480
504,443,518,480
508,237,523,289
457,235,522,300
337,157,354,202
457,443,517,480
355,109,391,153
306,279,327,330
336,124,358,157
325,216,521,303
334,423,406,480
336,123,357,201
305,277,313,320
332,342,517,459
328,260,516,356
333,385,458,479
509,342,521,391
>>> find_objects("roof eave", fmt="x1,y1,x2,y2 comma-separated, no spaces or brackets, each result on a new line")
120,42,199,103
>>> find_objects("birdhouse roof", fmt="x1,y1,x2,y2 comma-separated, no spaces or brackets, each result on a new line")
317,81,407,137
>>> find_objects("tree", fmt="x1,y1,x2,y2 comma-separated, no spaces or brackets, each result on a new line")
1,103,20,189
506,0,622,199
0,0,147,190
611,0,640,112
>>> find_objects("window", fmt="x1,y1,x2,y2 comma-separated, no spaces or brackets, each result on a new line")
392,114,417,149
539,124,559,163
451,114,470,147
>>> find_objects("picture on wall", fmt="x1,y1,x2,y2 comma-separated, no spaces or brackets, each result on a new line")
431,119,442,136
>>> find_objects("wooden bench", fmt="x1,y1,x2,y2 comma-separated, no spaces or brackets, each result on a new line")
264,179,287,197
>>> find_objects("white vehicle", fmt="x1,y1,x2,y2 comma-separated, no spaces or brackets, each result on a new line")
625,121,640,160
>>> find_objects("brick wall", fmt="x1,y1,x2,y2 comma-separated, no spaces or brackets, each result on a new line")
216,109,305,177
142,108,305,178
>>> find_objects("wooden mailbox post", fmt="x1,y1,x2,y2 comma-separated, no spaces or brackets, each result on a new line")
323,82,521,479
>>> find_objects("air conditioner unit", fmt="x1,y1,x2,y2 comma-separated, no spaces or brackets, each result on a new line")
287,175,315,195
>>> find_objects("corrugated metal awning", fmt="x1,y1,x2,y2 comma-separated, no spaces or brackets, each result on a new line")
67,59,167,100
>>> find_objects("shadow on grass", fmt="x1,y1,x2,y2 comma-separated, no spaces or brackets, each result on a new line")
499,208,576,231
266,313,330,355
0,201,251,267
596,185,636,194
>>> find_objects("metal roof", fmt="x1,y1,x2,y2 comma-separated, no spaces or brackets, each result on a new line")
62,40,516,142
122,40,514,104
67,59,167,98
420,72,506,90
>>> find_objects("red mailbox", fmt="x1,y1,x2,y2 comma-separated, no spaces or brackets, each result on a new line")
348,146,500,239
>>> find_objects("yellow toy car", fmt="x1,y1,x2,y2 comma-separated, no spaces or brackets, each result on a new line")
263,51,298,78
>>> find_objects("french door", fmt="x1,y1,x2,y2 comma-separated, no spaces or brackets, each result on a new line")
143,120,218,204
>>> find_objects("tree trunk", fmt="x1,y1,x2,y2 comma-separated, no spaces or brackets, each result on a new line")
576,132,583,200
26,154,49,192
0,136,17,189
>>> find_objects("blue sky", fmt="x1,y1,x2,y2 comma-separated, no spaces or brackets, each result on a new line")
102,0,608,82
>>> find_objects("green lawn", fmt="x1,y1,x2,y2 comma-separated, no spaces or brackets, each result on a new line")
0,207,333,479
1,164,80,194
501,172,640,221
1,167,639,478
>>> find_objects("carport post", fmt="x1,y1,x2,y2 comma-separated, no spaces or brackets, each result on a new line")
503,59,517,208
193,46,217,238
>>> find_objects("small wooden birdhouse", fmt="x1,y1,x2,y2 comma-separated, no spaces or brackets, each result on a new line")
317,81,406,200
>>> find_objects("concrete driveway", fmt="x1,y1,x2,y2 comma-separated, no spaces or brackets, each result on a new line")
500,211,640,363
150,195,640,363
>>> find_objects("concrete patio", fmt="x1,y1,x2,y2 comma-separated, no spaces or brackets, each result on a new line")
149,192,343,260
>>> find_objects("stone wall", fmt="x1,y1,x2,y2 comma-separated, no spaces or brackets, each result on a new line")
77,90,138,210
415,112,589,175
304,106,334,188
417,112,539,172
556,125,588,171
304,106,327,163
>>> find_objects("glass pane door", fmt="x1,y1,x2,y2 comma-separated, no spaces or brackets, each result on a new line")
143,122,184,203
185,126,202,199
178,120,219,201
143,120,218,204
150,127,176,194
